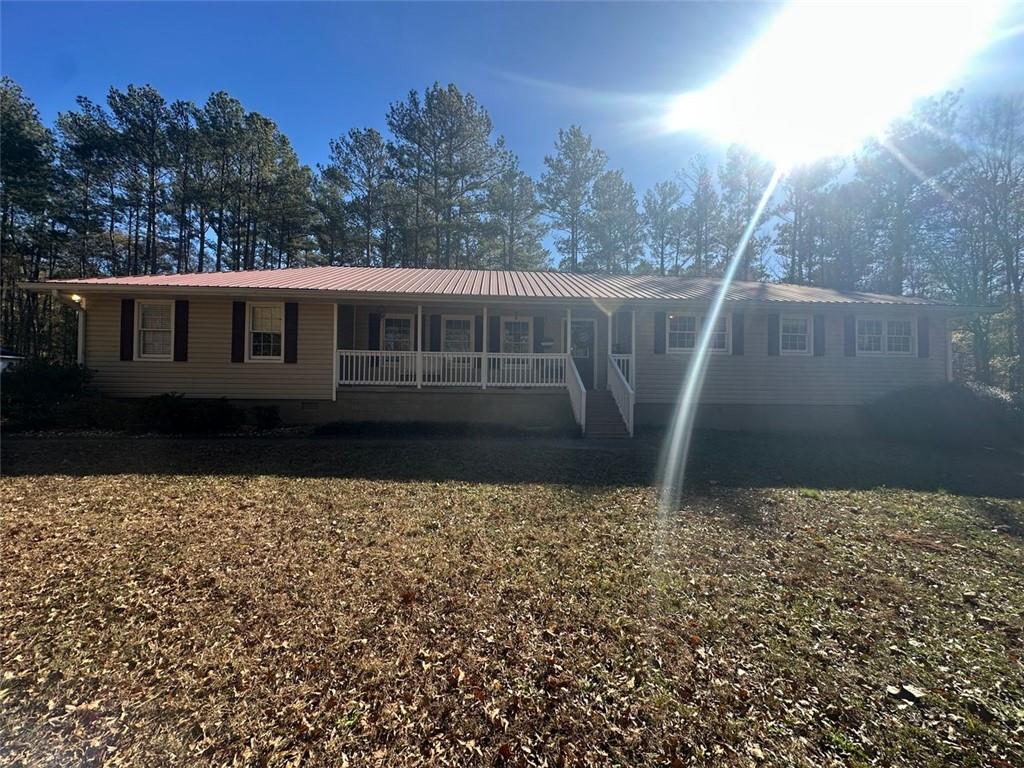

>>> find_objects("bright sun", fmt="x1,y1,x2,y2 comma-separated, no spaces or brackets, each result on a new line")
663,1,1006,168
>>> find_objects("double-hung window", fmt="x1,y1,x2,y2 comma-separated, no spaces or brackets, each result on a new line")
780,315,811,354
136,301,173,360
886,319,913,354
666,313,730,353
442,316,473,353
248,302,283,361
501,318,532,354
667,314,697,352
857,317,914,355
382,315,413,352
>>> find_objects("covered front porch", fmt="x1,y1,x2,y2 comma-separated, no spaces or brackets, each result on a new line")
332,300,636,436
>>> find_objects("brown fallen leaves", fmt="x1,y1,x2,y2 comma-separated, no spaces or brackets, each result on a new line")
0,437,1022,767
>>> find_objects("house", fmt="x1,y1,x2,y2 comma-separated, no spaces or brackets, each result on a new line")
23,266,961,437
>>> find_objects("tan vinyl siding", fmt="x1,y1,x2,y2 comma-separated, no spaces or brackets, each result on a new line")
634,306,948,406
84,294,334,399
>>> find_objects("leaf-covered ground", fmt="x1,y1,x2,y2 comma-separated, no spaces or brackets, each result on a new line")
1,436,1022,767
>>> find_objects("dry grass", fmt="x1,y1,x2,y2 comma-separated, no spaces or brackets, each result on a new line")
1,437,1022,767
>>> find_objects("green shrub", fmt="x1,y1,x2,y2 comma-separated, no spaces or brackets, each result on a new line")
136,394,243,435
861,383,1024,450
249,405,282,430
1,359,92,429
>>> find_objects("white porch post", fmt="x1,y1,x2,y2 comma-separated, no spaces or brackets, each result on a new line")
331,303,338,401
416,304,423,388
481,305,488,390
566,305,572,390
76,308,86,366
631,309,637,387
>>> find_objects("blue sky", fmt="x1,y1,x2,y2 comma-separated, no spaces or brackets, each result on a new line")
3,1,1023,194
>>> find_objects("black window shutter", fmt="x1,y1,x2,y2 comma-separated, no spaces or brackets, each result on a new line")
813,314,826,357
533,316,545,352
488,315,501,352
474,316,483,352
732,312,745,355
918,316,930,357
367,313,381,350
338,305,354,349
284,302,298,363
119,298,135,361
767,314,780,356
844,315,856,356
231,301,246,362
430,314,442,351
654,312,666,354
173,300,189,362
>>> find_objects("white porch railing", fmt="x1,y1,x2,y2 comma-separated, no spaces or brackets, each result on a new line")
486,353,566,387
566,356,587,434
422,352,482,386
607,355,634,436
338,351,567,388
611,354,632,386
338,350,418,386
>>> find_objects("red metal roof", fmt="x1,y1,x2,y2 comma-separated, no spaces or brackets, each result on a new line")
34,266,954,306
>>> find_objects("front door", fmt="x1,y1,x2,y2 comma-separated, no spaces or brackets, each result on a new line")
569,319,596,389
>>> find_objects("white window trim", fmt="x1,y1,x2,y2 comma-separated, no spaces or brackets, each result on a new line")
441,314,475,353
856,315,915,357
500,317,533,354
245,301,285,363
666,312,731,354
381,313,415,352
780,314,812,356
134,299,174,361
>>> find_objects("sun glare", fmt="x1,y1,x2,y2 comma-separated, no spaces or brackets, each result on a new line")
664,2,1006,167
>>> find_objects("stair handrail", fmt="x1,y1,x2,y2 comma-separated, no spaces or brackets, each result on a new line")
566,355,587,435
606,354,634,437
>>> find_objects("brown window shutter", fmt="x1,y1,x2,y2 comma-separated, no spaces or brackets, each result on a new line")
337,305,354,350
119,298,135,361
917,316,930,357
767,314,780,355
231,301,246,362
844,315,856,356
654,312,666,354
488,315,500,352
367,313,381,350
474,316,483,352
173,300,189,362
429,315,441,351
284,302,298,363
731,312,744,355
533,316,545,352
813,314,825,356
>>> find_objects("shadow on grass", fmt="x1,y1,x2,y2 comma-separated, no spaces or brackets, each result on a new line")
3,428,1021,499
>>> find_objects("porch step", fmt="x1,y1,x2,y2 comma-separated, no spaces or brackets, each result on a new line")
584,390,630,439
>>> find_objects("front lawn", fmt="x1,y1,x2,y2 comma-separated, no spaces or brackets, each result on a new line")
1,436,1022,766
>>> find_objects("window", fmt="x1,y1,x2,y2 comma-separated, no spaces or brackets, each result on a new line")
706,314,730,353
886,319,913,354
856,318,883,353
382,315,413,351
501,318,532,354
442,316,473,353
667,314,697,351
857,317,914,356
136,301,173,360
248,302,283,361
666,313,730,353
780,315,810,354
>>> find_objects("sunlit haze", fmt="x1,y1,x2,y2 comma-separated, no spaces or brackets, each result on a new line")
663,1,1007,167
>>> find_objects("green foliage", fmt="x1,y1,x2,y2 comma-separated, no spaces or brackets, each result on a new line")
136,394,243,435
1,359,91,428
862,383,1024,450
249,405,282,431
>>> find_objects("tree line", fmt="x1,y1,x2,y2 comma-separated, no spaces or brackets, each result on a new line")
1,76,1021,392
